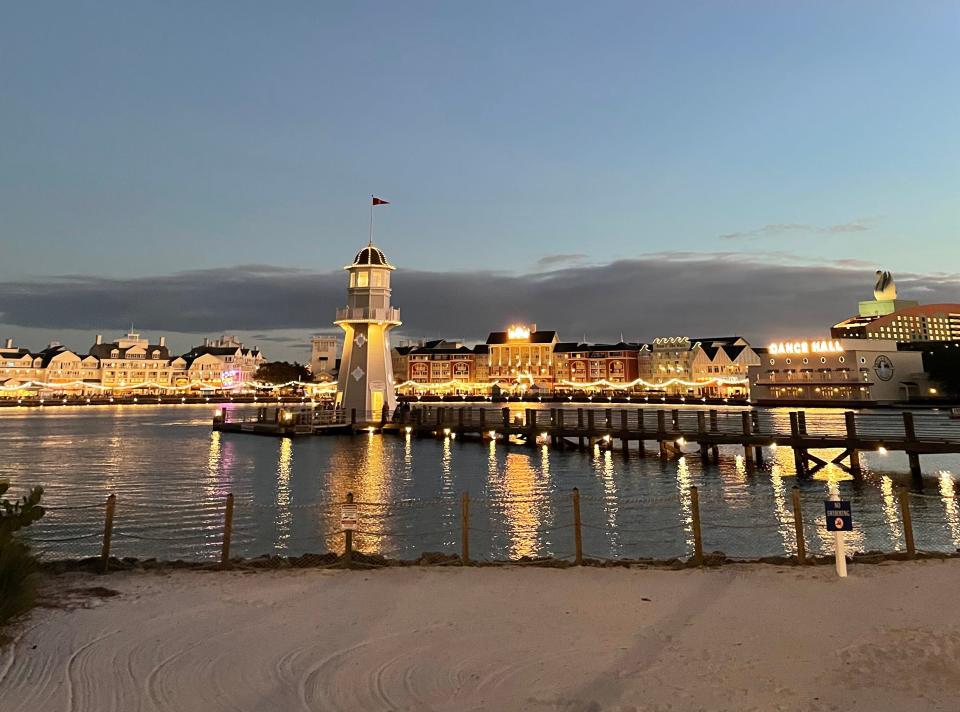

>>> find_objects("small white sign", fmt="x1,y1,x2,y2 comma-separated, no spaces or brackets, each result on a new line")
340,503,358,531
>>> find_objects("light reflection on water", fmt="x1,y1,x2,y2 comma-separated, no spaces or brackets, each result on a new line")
2,404,959,562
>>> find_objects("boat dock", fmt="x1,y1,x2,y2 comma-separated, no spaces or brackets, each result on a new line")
213,406,352,437
212,404,960,478
392,406,960,478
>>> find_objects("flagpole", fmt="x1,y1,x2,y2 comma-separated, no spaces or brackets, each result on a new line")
368,195,374,246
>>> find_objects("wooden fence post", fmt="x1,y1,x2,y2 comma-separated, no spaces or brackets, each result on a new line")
897,487,916,558
572,488,583,565
791,486,806,565
100,494,116,574
344,492,354,566
220,493,234,568
690,486,703,566
461,491,470,564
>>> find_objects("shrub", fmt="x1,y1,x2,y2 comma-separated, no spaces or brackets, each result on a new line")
0,481,45,625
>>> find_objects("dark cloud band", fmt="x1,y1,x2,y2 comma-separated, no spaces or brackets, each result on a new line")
0,256,957,344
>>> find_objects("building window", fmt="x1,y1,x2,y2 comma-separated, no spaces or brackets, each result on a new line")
356,271,369,288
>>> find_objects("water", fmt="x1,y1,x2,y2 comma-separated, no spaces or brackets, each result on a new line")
1,403,958,562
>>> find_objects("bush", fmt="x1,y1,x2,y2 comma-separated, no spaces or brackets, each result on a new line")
0,481,45,625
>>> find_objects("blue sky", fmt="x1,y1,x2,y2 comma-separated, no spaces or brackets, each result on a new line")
1,2,959,357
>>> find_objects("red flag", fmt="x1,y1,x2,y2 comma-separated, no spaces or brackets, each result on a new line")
372,196,389,206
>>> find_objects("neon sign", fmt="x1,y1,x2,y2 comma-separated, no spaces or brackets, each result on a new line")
768,339,843,356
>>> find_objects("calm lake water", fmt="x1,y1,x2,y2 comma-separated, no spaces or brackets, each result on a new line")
2,403,959,562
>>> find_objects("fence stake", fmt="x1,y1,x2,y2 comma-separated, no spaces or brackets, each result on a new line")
220,493,234,568
897,487,916,558
690,486,703,566
100,493,116,574
791,486,806,565
572,488,583,565
344,492,354,566
461,491,470,564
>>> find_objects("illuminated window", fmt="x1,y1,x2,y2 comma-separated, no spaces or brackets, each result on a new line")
357,271,369,288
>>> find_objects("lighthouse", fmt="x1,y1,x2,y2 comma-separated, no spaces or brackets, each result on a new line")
334,243,401,424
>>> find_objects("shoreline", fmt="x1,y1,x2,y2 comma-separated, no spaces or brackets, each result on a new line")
4,560,960,711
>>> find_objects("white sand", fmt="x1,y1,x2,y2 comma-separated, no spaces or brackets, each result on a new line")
2,561,960,711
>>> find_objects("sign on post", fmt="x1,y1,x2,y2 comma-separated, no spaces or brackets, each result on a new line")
825,500,852,532
340,503,358,531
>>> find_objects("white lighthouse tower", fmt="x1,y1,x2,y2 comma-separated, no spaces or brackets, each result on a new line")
334,243,401,424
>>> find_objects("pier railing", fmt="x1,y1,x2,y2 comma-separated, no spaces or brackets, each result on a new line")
24,485,960,570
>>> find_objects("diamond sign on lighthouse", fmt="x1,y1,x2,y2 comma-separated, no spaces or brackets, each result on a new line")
334,199,401,424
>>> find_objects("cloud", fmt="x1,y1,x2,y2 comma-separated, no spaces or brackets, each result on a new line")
720,219,873,241
1,256,957,347
536,253,588,268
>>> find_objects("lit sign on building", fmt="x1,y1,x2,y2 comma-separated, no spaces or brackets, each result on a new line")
507,325,531,341
768,339,844,355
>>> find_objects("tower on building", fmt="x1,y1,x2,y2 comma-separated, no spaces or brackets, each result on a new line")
334,244,401,423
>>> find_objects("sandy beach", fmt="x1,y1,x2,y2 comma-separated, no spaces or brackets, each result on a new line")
2,561,960,711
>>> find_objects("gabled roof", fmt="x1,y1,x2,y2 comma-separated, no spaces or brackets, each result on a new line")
721,344,748,361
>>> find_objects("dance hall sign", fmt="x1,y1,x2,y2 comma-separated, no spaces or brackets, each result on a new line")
768,339,844,356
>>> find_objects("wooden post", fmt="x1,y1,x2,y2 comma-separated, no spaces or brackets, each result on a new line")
100,494,116,574
797,411,807,435
350,408,357,426
461,492,470,564
604,408,613,430
344,492,354,566
671,409,679,430
697,412,706,433
502,407,510,430
478,408,486,430
742,411,754,468
381,403,389,426
657,410,666,434
577,408,585,430
572,488,583,565
220,493,234,568
791,487,806,565
586,409,595,433
690,486,703,566
556,409,565,431
903,413,921,478
897,487,916,558
709,409,718,432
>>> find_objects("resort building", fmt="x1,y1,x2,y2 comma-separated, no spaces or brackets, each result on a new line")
174,336,264,389
310,335,340,380
553,342,642,387
638,337,759,398
748,338,927,404
831,271,960,343
89,332,174,392
485,325,560,389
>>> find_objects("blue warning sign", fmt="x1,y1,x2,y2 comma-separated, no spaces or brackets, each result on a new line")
825,500,852,532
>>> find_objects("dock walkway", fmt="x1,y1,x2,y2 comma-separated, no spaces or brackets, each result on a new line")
395,406,960,478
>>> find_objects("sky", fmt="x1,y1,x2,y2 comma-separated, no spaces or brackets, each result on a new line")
1,2,958,360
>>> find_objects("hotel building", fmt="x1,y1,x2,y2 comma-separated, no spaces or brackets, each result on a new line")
391,325,760,397
748,338,927,404
831,271,960,344
174,335,265,389
90,332,174,392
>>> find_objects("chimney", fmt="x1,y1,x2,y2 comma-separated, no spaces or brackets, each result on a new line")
95,334,103,345
4,338,12,349
159,336,166,347
203,337,209,347
530,323,537,333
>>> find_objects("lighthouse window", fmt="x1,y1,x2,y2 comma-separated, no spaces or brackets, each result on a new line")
372,271,383,287
349,272,357,288
357,271,369,288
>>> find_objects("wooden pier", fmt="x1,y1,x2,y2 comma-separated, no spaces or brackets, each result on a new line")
393,406,960,479
213,406,352,437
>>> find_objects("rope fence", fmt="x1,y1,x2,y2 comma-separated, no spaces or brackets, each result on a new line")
18,482,960,571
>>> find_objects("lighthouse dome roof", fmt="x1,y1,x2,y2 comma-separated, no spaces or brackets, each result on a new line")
353,244,391,267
